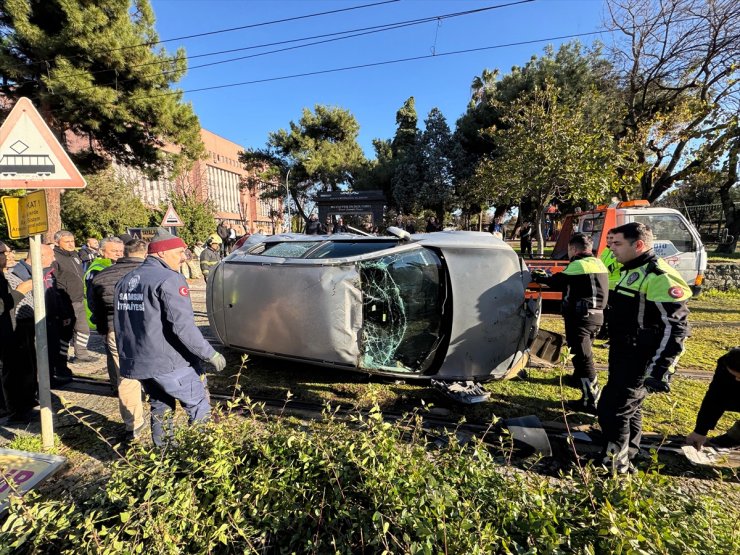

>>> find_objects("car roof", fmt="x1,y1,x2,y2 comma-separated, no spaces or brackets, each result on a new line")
238,231,510,251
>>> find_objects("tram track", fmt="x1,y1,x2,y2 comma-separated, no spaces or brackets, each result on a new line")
59,376,722,466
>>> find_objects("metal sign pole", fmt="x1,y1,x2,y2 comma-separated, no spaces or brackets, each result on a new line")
29,233,54,449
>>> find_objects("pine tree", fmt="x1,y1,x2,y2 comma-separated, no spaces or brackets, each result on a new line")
0,0,204,235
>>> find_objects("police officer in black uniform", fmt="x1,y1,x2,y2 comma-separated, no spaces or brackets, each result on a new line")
531,233,608,413
598,222,691,474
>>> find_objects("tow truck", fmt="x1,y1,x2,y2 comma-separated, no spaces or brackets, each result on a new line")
526,200,707,300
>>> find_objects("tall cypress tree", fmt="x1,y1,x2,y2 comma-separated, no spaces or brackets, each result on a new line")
390,97,422,214
419,107,454,221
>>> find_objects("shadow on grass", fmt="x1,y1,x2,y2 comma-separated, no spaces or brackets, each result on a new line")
53,394,124,464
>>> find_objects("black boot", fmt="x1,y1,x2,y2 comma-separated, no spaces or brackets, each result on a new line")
565,377,600,415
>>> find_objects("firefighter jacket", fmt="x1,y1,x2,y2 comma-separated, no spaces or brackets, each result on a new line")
114,256,216,380
83,257,112,330
89,257,144,335
535,253,609,323
200,247,221,279
599,247,623,291
53,246,85,304
609,250,691,384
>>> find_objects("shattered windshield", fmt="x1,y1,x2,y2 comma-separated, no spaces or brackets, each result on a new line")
307,240,398,259
359,248,446,373
257,241,320,258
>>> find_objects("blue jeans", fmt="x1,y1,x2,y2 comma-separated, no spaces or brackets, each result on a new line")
141,366,211,445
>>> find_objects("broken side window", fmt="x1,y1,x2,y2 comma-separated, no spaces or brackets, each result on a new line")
359,248,445,373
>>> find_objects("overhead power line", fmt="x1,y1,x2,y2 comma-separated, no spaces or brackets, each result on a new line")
64,0,534,93
135,29,607,100
26,0,402,66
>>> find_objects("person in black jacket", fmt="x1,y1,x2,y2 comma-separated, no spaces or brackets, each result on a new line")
425,216,442,233
1,241,33,420
216,221,230,256
53,230,93,362
597,222,691,474
531,233,608,413
333,217,348,234
519,222,533,258
78,238,99,273
686,348,740,450
304,213,325,235
90,239,146,440
2,241,46,422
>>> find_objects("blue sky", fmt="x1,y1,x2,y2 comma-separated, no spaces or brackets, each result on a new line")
150,0,607,157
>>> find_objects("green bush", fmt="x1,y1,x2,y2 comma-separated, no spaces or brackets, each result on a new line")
61,170,152,240
1,405,738,554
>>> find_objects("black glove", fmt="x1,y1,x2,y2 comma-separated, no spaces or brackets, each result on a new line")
644,376,670,394
210,352,227,372
530,269,548,283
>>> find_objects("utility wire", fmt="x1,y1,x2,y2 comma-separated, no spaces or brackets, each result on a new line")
23,0,401,67
30,1,533,89
135,29,609,100
65,1,534,93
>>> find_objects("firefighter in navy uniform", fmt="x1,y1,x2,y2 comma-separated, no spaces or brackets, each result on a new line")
598,222,691,474
531,233,608,413
114,228,226,445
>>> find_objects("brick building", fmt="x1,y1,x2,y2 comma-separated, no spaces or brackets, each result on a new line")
118,129,279,235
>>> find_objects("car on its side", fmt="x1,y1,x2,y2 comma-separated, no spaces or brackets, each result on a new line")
206,230,540,382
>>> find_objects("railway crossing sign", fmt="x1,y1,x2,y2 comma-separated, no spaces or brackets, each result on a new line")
0,97,86,189
161,203,184,227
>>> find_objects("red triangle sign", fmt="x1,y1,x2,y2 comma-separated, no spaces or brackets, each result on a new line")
161,204,184,227
0,97,86,189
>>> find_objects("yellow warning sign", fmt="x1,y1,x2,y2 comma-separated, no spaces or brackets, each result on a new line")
1,189,48,239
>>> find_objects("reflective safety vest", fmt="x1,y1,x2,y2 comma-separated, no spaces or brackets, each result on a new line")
610,252,691,381
84,257,112,330
540,254,609,319
599,247,623,291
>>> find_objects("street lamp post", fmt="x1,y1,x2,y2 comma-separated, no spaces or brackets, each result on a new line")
285,168,291,233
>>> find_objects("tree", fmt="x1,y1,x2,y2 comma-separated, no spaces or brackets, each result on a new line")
454,42,618,215
61,170,152,239
606,0,740,202
240,105,366,223
353,138,393,199
390,97,423,214
156,192,217,248
0,0,204,235
477,83,620,255
715,134,739,253
419,108,455,221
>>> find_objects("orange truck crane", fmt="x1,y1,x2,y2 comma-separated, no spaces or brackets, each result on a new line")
526,200,707,300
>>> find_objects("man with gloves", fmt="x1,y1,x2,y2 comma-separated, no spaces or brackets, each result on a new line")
114,228,227,445
597,222,691,474
531,233,608,414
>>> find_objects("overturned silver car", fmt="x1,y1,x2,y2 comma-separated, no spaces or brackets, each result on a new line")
206,231,540,382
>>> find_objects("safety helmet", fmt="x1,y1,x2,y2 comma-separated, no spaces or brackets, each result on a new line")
208,233,223,245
